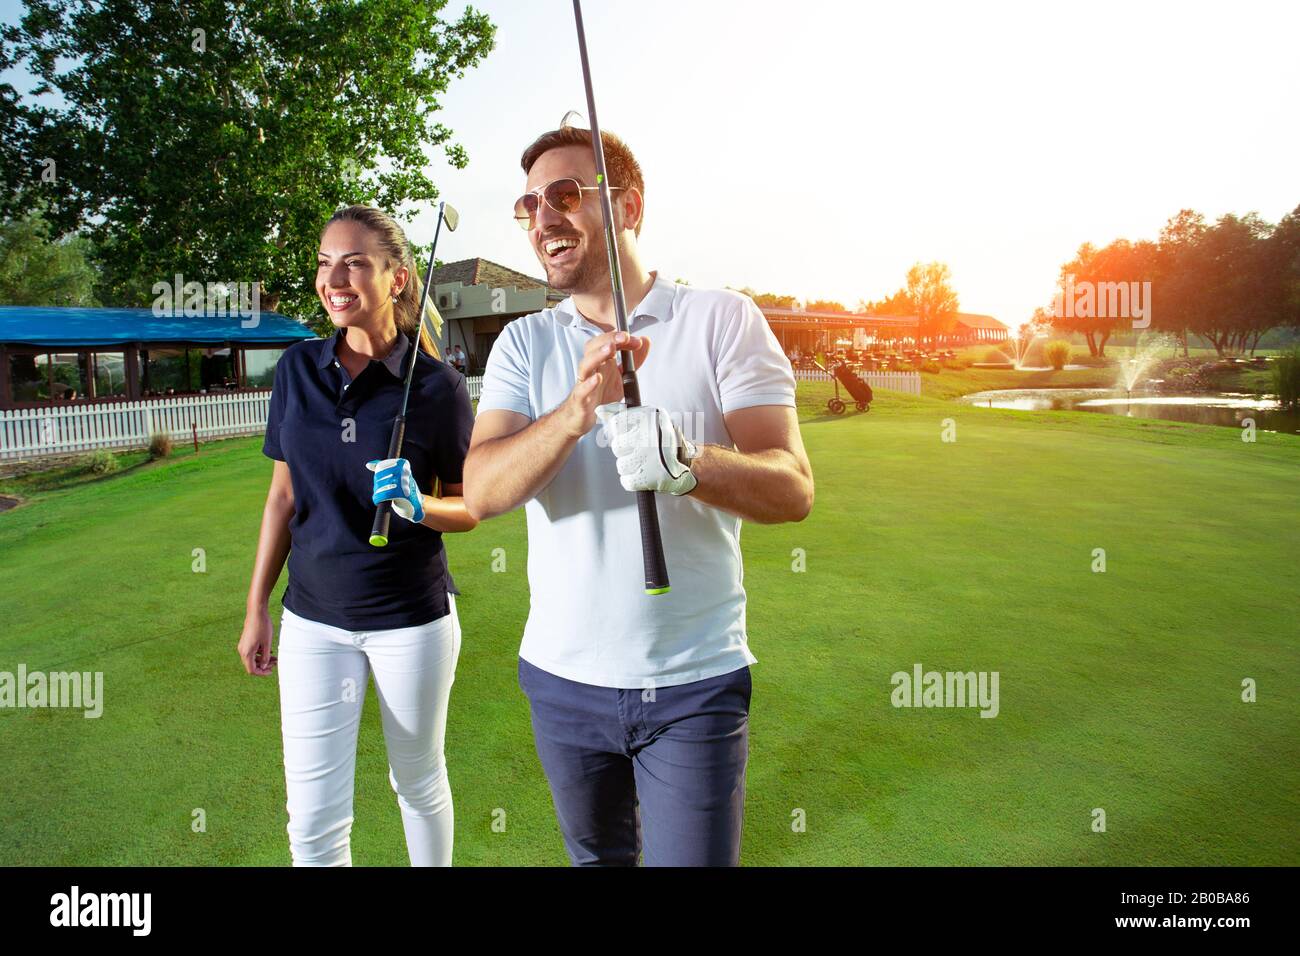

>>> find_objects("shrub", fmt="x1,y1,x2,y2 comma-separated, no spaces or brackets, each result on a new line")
984,348,1011,364
1274,347,1300,409
948,351,975,369
921,360,942,374
148,431,173,460
84,450,119,475
1045,340,1072,370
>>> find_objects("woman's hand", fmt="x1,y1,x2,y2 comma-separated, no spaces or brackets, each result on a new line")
368,457,426,522
238,607,278,676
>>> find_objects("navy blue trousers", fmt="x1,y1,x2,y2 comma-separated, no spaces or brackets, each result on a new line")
517,656,752,866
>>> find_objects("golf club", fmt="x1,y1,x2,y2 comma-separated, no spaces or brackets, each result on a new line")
369,199,459,548
571,0,671,596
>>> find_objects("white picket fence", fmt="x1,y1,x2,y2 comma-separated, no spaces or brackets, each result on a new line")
1,371,912,460
0,391,274,460
466,373,919,401
793,369,921,395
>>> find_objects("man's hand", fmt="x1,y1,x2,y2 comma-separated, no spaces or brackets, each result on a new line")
596,403,698,496
557,330,650,438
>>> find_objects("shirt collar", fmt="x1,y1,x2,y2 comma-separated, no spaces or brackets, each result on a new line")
553,271,675,329
319,328,411,378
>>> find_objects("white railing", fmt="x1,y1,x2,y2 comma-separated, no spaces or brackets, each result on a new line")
1,371,912,460
793,369,921,395
0,391,273,460
463,372,919,402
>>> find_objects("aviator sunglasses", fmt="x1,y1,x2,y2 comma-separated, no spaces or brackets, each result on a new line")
513,177,624,230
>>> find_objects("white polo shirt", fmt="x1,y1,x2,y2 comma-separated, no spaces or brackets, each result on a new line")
476,272,796,688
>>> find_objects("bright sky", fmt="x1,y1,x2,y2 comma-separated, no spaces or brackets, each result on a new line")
4,0,1298,327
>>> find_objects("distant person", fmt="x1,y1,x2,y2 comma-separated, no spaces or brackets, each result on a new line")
451,345,467,374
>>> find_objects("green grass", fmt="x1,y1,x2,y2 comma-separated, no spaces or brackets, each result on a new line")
0,449,155,498
916,351,1278,400
2,385,1297,865
920,365,1117,400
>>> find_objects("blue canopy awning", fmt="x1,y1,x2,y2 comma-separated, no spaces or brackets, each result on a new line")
0,306,320,347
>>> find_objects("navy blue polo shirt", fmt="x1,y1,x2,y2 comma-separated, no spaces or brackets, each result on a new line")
263,329,473,630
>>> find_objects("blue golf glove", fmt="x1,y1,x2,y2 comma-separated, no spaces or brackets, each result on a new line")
367,457,425,523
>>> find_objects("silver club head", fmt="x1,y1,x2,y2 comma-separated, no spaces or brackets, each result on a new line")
441,203,460,232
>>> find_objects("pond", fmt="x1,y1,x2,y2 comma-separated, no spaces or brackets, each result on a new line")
957,388,1300,434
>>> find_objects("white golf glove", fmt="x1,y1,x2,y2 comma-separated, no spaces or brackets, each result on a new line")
595,403,699,496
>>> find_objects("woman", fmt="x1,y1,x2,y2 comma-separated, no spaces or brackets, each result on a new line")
237,204,476,866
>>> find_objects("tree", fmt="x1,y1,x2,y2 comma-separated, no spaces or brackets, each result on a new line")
859,289,913,316
732,286,799,309
1048,206,1298,358
1185,213,1277,356
0,29,29,219
1265,205,1300,333
1153,210,1209,355
1050,239,1156,357
804,299,846,312
905,261,959,347
1158,210,1299,355
4,0,494,331
0,207,99,306
1028,306,1055,333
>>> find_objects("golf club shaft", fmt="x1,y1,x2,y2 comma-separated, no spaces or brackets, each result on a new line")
370,205,445,548
571,0,670,595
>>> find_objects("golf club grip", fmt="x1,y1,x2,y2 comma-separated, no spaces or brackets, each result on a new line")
369,417,407,547
636,490,669,593
619,346,669,592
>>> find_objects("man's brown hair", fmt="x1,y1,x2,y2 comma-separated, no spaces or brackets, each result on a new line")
520,128,646,237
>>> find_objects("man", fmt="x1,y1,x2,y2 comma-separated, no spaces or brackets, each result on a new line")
463,127,813,866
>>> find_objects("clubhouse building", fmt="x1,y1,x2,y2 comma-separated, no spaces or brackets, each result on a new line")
429,259,1010,371
0,306,315,410
0,264,1009,405
429,258,566,374
762,307,1010,354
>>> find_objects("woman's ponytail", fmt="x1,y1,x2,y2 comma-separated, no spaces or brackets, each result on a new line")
393,257,444,360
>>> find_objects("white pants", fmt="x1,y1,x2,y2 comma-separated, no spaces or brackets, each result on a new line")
276,596,462,866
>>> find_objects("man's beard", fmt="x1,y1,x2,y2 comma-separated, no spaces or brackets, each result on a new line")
545,241,607,294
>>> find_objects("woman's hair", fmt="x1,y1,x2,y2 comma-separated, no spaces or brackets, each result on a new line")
322,204,443,359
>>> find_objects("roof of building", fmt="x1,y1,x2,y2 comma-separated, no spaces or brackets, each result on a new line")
758,306,1008,332
760,307,919,326
431,257,558,296
0,306,318,347
952,312,1008,330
